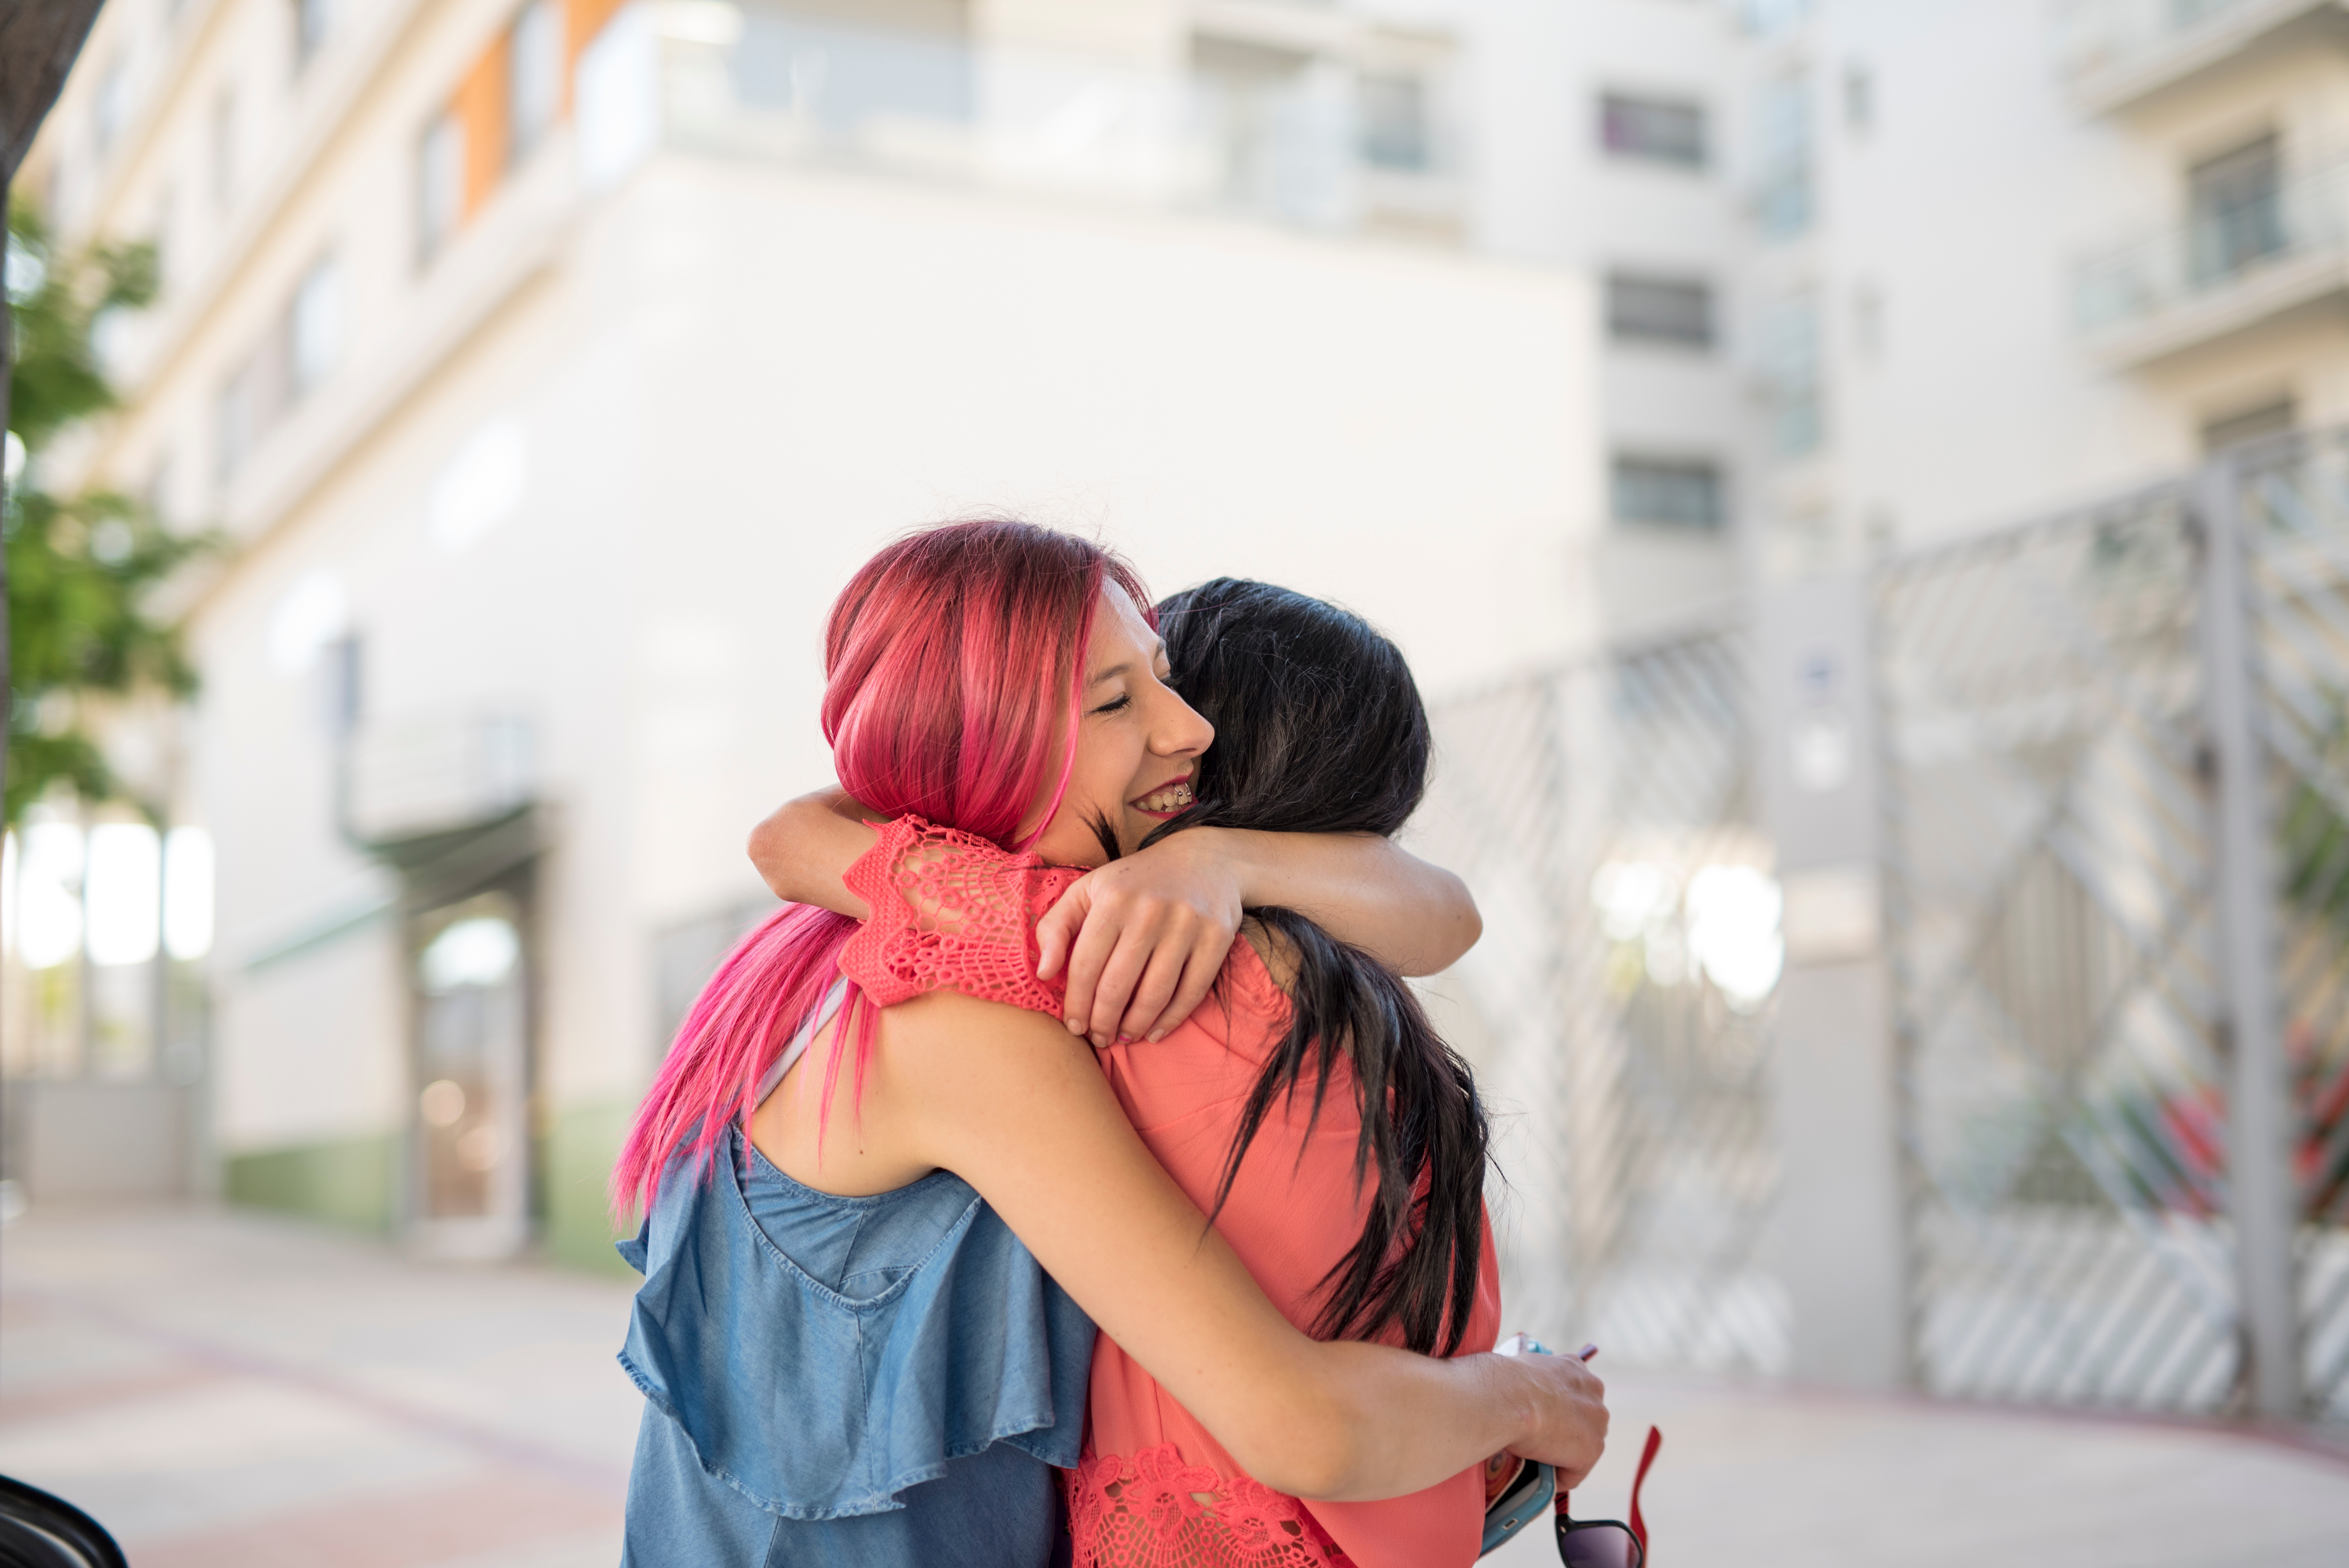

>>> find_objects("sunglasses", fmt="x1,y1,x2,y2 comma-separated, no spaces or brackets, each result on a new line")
1556,1425,1661,1568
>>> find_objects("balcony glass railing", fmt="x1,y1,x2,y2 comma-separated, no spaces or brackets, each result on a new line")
2052,0,2314,86
620,2,1454,233
2076,157,2349,339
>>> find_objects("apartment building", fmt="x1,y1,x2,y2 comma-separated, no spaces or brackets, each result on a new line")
1713,0,2347,569
7,0,1597,1259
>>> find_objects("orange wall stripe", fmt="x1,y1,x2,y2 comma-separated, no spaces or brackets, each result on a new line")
565,0,629,114
455,32,512,218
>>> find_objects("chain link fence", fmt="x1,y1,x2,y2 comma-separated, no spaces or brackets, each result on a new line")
1416,622,1787,1374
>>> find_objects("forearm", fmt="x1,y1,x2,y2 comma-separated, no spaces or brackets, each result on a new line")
1272,1339,1545,1501
1205,828,1481,976
746,789,880,917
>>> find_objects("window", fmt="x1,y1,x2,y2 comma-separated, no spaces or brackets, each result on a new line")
216,353,266,482
1608,273,1713,349
1601,93,1705,169
508,0,564,166
94,55,131,155
2188,133,2283,285
1358,73,1431,173
216,255,339,481
210,89,236,209
2200,397,2295,454
1743,0,1812,36
417,110,465,262
289,254,341,396
295,0,334,68
1613,457,1725,532
1758,292,1822,458
1756,74,1813,239
1842,64,1873,135
149,185,176,295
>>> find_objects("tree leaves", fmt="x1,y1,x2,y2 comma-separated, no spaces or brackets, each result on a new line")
6,195,212,825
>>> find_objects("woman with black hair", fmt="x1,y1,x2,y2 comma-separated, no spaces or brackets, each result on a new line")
754,578,1508,1566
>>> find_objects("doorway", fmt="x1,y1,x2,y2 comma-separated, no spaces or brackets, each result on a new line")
407,887,531,1257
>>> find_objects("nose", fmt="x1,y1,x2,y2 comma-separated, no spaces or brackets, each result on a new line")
1153,689,1213,761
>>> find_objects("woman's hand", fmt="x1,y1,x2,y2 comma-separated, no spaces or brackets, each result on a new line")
1036,825,1486,1048
1037,832,1243,1048
1492,1349,1610,1490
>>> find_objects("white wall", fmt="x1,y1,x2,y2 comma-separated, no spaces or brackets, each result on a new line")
606,150,1600,933
1466,0,1752,626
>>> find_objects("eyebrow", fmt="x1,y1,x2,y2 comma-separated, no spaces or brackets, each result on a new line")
1088,639,1166,687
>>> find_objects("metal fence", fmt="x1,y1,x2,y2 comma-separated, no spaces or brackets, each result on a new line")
1873,481,2240,1411
2240,430,2349,1422
1420,430,2349,1425
1417,621,1786,1374
1874,428,2349,1422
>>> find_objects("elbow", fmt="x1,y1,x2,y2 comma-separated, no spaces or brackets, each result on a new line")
747,809,793,900
1400,872,1482,977
1222,1384,1373,1502
1448,883,1483,963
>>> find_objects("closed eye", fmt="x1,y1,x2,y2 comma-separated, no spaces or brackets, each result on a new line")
1089,694,1132,717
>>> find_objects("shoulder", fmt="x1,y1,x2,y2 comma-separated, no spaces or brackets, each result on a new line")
1232,919,1299,1018
877,989,1096,1077
872,991,1130,1152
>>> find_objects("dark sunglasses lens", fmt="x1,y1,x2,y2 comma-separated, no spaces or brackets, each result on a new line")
1558,1521,1642,1568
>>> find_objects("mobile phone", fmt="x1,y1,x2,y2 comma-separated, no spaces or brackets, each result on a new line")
1481,1452,1557,1555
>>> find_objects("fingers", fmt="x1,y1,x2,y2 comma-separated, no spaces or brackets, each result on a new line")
1085,927,1158,1049
1058,891,1131,1037
1115,937,1197,1045
1035,879,1090,982
1136,942,1223,1043
1513,1349,1608,1488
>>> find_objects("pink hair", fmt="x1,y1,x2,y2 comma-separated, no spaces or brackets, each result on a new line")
611,521,1152,1221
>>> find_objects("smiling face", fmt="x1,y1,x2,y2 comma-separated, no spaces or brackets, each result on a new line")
1019,583,1215,867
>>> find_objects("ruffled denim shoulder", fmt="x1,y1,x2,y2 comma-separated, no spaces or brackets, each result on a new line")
617,1129,1096,1521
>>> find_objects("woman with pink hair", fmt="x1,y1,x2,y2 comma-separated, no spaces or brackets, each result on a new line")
613,522,1605,1567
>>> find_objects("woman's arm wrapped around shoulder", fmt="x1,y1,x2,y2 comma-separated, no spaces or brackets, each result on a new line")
746,788,1483,1047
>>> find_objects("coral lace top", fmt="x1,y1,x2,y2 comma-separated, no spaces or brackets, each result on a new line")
835,817,1502,1568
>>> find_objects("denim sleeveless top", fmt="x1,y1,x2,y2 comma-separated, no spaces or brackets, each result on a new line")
615,1014,1098,1550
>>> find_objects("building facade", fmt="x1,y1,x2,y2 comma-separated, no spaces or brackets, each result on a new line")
12,0,2345,1286
9,0,1598,1261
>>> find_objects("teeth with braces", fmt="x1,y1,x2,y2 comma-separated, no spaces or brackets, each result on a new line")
1138,782,1194,813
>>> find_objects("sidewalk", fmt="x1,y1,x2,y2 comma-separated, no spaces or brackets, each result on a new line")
2,1204,2346,1568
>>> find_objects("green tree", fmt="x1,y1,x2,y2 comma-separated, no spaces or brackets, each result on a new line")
5,197,212,825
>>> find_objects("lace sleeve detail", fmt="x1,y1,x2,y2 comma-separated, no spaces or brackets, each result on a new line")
1064,1448,1350,1568
837,815,1084,1017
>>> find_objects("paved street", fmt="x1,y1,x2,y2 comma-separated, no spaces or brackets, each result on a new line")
3,1204,2347,1567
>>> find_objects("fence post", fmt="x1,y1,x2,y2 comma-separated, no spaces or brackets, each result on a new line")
2195,455,2303,1420
1757,572,1908,1389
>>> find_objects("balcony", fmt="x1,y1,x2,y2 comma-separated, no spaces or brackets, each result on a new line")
2052,0,2347,115
624,3,1460,236
2076,155,2349,366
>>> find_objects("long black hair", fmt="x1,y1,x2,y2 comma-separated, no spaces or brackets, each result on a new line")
1142,578,1490,1356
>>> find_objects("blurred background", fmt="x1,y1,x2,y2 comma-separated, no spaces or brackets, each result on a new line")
7,0,2349,1563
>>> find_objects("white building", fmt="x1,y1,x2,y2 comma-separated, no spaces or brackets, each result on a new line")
10,0,1597,1262
14,0,2341,1277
